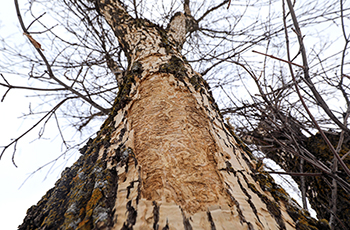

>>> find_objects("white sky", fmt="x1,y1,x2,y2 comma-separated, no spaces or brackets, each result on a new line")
0,2,80,229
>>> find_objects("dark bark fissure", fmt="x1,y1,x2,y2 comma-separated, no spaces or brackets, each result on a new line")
236,174,262,225
210,120,238,152
206,211,217,230
162,222,170,230
224,160,237,174
121,200,137,229
136,170,141,205
223,156,288,229
126,181,135,199
225,185,251,227
243,169,287,230
180,208,193,230
152,201,160,230
230,133,256,171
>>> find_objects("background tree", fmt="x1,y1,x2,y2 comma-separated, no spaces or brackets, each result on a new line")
0,0,349,229
220,1,350,229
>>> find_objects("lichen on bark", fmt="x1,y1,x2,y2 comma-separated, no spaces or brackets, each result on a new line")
249,126,350,229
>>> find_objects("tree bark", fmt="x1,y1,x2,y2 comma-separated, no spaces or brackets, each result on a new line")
18,1,328,229
245,116,350,230
262,132,350,230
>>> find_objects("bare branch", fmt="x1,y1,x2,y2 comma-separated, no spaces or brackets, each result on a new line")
14,0,109,115
285,0,350,178
197,0,230,23
0,97,72,166
286,0,350,135
252,50,305,69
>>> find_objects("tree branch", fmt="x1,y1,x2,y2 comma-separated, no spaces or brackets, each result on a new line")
0,97,72,166
284,0,350,178
285,0,350,135
14,0,109,114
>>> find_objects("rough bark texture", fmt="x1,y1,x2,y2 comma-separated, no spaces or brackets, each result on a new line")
19,1,330,229
305,134,350,230
250,129,350,230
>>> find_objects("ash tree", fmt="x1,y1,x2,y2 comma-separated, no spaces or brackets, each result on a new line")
0,0,345,229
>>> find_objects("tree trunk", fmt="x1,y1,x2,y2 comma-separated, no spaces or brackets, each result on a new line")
254,130,350,230
18,1,328,229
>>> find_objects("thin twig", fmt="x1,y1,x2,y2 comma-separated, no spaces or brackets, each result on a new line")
282,0,308,210
0,98,72,166
26,12,46,30
252,50,305,69
342,73,350,79
197,0,229,22
23,32,44,51
0,82,65,92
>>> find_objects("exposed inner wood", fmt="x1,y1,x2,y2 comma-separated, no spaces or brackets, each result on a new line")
129,73,228,213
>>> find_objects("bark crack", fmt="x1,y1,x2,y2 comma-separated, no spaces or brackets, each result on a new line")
243,172,287,230
122,200,137,229
236,173,263,225
152,201,160,230
206,211,217,230
181,207,193,230
225,184,252,227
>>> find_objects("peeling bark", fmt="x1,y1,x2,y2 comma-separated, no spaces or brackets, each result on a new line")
18,1,328,229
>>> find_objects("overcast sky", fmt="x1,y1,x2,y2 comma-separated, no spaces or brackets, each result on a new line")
0,2,80,229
